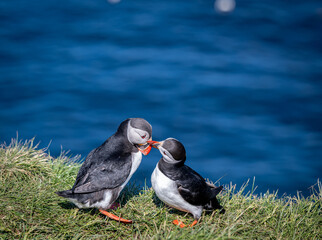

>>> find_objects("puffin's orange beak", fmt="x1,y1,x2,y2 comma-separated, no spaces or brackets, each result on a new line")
147,140,160,149
139,145,152,155
138,138,157,155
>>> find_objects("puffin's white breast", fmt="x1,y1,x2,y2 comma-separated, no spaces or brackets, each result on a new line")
151,164,203,219
121,151,142,188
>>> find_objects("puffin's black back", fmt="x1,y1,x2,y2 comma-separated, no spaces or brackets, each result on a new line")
56,119,138,204
71,119,137,191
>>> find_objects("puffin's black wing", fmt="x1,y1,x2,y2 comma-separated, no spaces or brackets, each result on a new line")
71,150,132,194
176,166,213,206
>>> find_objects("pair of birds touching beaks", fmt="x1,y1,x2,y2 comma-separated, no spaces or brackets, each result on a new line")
56,118,225,228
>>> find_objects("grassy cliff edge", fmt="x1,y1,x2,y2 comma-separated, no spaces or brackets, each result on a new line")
0,138,321,239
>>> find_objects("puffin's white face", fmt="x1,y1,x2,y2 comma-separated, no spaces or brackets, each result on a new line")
158,145,178,164
127,122,151,145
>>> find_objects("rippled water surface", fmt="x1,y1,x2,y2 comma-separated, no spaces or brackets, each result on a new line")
1,0,321,195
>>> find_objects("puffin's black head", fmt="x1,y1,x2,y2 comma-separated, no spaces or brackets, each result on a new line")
117,118,153,155
152,138,186,164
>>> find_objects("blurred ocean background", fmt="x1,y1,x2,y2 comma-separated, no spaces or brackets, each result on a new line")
1,0,321,196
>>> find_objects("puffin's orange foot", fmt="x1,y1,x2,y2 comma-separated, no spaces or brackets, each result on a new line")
99,209,132,224
173,219,186,228
109,202,120,210
190,219,198,227
172,219,198,228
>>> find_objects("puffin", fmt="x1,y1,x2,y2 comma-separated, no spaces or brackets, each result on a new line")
150,138,225,227
56,118,153,223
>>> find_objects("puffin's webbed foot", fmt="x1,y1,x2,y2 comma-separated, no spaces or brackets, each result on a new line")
190,219,198,227
172,219,198,228
99,209,133,224
173,219,186,228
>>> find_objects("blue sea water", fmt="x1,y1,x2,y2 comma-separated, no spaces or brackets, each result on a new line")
0,0,321,196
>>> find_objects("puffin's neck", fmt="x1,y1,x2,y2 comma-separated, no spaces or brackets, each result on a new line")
115,119,130,137
101,119,136,153
158,157,184,175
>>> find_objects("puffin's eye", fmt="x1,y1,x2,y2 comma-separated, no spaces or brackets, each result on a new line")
163,151,167,155
141,134,146,139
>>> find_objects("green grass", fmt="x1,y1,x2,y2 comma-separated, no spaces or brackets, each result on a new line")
0,138,321,239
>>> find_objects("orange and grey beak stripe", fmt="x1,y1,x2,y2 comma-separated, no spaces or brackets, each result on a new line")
147,140,160,148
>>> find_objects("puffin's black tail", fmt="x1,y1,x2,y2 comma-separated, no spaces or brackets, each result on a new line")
204,185,225,213
56,189,74,198
211,185,223,197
